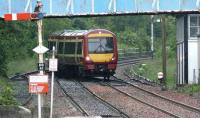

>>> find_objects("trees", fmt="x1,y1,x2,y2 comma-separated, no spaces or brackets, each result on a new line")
0,21,37,76
0,15,176,77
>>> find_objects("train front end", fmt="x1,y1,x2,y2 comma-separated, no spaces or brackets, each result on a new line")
83,29,118,79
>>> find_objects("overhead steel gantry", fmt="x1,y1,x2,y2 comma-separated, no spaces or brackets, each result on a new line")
0,0,200,19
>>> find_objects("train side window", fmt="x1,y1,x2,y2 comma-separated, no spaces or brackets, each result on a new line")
64,42,75,54
48,41,56,50
77,42,82,54
58,42,64,54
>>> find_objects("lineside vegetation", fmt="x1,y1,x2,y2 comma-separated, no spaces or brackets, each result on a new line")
0,15,198,105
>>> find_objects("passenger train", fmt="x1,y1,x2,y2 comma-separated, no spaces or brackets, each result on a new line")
48,29,118,79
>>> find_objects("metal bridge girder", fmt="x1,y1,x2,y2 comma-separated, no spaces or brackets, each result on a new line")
1,0,200,19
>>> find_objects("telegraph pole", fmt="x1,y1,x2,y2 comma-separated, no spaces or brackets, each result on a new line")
161,15,167,90
151,15,154,52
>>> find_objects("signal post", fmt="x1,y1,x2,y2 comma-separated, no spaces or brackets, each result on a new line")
31,1,49,118
4,1,49,117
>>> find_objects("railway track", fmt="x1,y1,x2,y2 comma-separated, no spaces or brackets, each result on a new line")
9,71,38,106
105,76,200,118
56,79,89,117
118,57,152,66
57,78,130,118
124,73,158,86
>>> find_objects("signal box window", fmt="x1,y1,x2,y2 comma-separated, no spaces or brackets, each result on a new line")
64,42,75,54
189,15,200,38
58,42,64,54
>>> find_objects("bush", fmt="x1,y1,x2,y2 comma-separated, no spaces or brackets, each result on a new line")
0,44,7,77
0,80,17,105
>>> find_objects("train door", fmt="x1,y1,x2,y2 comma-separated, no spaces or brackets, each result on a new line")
57,42,64,64
75,41,83,65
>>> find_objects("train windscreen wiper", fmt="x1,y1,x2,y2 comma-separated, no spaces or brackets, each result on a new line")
94,39,106,53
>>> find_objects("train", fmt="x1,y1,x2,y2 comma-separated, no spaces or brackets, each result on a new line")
48,29,118,79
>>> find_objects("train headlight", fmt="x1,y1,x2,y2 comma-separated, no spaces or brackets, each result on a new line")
85,56,91,61
111,57,115,61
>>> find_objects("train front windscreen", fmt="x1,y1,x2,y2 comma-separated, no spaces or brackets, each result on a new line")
88,37,114,54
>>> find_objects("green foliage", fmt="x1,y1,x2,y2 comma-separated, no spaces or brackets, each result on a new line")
134,64,148,76
153,15,176,58
7,57,37,76
165,16,176,58
0,79,17,105
0,43,7,77
0,21,37,60
0,15,177,78
130,58,176,89
177,85,200,94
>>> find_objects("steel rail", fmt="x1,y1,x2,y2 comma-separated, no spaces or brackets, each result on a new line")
117,57,152,66
105,81,180,118
56,79,89,116
112,76,200,114
77,80,130,118
22,94,33,106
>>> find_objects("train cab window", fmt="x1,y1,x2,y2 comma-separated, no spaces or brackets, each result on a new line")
64,42,75,54
48,41,56,50
58,42,64,54
88,37,114,53
77,42,82,54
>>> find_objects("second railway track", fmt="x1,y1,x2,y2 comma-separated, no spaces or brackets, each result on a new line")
57,78,130,118
104,76,200,118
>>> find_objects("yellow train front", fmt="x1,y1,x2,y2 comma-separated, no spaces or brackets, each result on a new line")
48,29,118,79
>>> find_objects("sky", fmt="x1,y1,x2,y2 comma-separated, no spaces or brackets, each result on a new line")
0,0,199,18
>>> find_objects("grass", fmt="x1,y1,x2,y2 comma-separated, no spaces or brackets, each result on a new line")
129,57,200,94
0,76,18,105
129,58,177,89
177,85,200,95
0,76,7,86
7,57,37,77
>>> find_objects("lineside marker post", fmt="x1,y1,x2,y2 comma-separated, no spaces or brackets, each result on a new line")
49,46,58,118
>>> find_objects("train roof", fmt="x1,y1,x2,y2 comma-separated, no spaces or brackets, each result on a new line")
49,29,114,38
